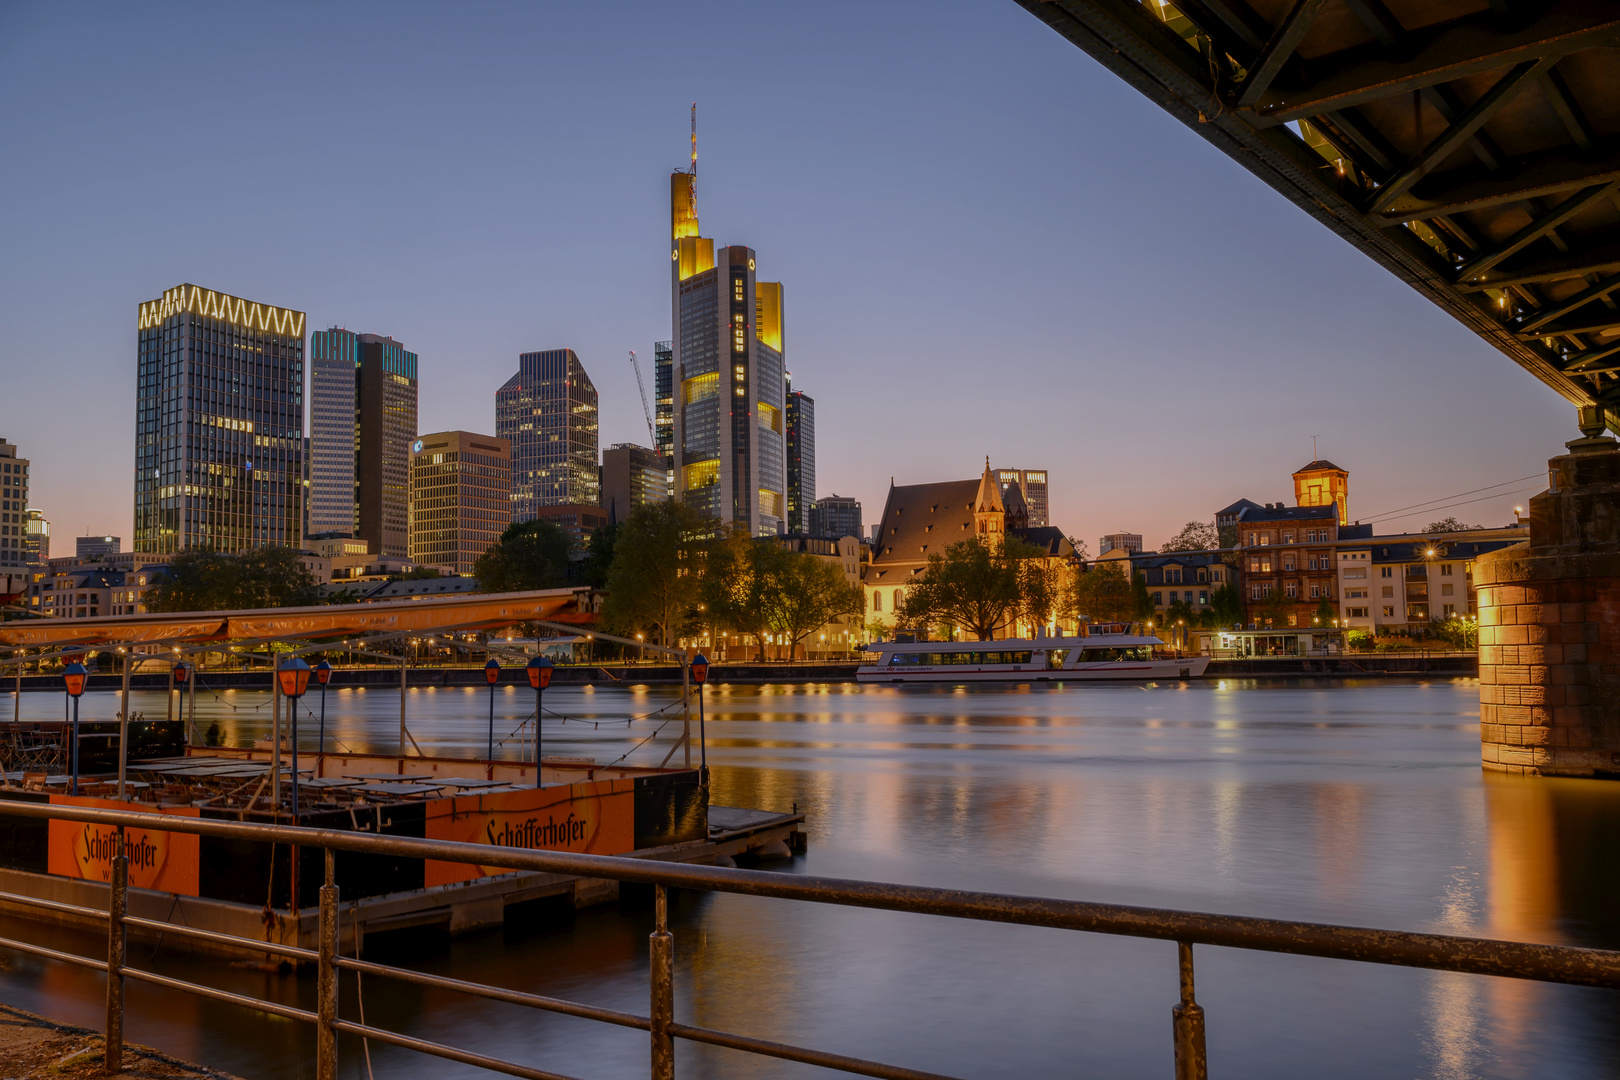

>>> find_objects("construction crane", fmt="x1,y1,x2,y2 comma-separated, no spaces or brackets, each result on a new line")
629,350,656,448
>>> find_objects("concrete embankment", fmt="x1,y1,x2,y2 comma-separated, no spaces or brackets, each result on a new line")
0,1002,241,1079
1207,655,1476,677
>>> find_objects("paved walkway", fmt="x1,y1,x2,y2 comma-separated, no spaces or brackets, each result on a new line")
0,1003,241,1080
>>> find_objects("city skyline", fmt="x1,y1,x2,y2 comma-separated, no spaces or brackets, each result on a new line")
0,3,1576,551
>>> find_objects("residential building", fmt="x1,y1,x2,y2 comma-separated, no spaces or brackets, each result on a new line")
497,349,600,520
307,330,419,557
866,463,1077,637
786,379,814,535
1100,531,1144,555
135,284,305,555
1337,525,1527,633
668,164,788,536
0,439,31,572
1233,502,1340,628
23,509,49,567
30,567,123,619
996,469,1050,528
1293,459,1349,526
408,431,512,576
1214,498,1263,549
1127,551,1233,647
76,536,120,559
529,504,610,550
811,494,862,540
601,443,669,520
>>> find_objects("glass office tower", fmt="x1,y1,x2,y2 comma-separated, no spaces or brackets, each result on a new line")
786,379,814,534
308,329,360,538
134,284,305,555
495,349,599,521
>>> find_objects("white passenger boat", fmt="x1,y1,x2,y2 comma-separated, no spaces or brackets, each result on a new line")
857,631,1211,683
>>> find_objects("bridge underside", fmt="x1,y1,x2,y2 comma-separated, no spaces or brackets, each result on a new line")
1018,0,1620,432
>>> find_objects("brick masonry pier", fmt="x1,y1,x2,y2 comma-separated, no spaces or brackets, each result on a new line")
1477,430,1620,777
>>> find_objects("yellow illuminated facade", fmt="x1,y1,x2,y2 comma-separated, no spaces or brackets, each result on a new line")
684,460,719,490
1293,459,1349,526
138,283,305,338
755,282,783,352
683,372,718,403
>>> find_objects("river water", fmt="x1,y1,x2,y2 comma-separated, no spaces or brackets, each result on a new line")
1,676,1617,1079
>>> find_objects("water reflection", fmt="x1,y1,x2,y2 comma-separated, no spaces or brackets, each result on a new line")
1,679,1618,1078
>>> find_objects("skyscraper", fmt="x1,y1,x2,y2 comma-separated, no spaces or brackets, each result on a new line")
0,439,31,572
811,494,861,540
76,536,120,559
653,339,674,491
601,443,670,519
669,164,787,536
308,329,419,557
996,469,1050,529
409,431,511,575
23,509,49,568
496,349,599,521
786,379,814,534
135,284,305,556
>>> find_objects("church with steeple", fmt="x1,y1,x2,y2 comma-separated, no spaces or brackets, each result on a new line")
864,460,1076,637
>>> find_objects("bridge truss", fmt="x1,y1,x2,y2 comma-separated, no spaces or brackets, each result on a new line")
1017,0,1620,432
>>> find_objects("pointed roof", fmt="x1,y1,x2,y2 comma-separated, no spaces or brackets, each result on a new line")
974,458,1004,514
1294,459,1346,475
1001,479,1029,521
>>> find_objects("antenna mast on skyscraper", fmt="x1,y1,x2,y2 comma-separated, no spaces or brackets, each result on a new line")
689,102,698,212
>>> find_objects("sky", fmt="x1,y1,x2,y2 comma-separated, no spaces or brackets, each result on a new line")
0,1,1579,556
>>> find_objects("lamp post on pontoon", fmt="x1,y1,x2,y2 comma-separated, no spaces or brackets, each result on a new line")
276,657,311,819
63,662,87,795
484,658,500,765
527,656,553,788
690,653,709,772
172,661,192,746
314,661,332,768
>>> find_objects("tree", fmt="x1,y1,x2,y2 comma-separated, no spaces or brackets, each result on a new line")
600,500,712,648
1163,596,1197,646
1314,597,1336,626
1132,570,1155,622
701,527,780,661
763,551,864,657
1162,521,1218,552
1210,583,1243,627
1424,517,1484,533
1259,587,1292,628
898,536,1044,641
1067,561,1135,624
580,520,620,589
1065,536,1092,562
474,519,572,592
146,546,321,612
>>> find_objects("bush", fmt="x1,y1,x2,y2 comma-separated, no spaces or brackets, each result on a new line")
1346,629,1373,652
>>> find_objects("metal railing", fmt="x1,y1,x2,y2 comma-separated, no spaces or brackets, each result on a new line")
0,800,1617,1079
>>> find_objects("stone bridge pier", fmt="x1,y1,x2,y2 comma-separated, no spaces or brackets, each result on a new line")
1478,411,1620,776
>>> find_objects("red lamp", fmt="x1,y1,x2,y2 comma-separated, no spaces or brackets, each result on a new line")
690,653,710,686
277,656,311,699
314,660,333,686
172,662,190,686
63,662,88,698
526,656,553,689
485,658,501,685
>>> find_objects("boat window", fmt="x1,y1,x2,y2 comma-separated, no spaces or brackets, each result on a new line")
888,653,924,666
1046,649,1068,669
981,651,1032,665
1078,646,1153,662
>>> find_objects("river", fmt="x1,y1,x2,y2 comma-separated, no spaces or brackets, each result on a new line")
1,676,1617,1079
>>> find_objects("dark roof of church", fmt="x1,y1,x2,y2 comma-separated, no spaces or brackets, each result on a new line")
1002,480,1029,521
868,479,984,579
1294,460,1346,474
1011,526,1067,557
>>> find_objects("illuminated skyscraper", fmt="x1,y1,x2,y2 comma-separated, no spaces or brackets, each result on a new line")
496,349,599,520
408,430,511,575
0,439,30,572
786,379,814,534
134,285,305,555
308,330,419,557
996,469,1050,528
669,162,787,535
654,339,674,489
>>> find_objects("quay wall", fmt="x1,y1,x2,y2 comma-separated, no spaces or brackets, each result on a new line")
1477,442,1620,777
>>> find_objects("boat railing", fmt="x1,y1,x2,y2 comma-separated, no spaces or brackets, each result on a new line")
0,798,1615,1080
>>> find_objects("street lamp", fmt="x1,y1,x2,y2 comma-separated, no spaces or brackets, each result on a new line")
63,662,87,795
690,653,710,771
526,656,553,787
484,658,500,763
314,661,333,763
277,657,311,818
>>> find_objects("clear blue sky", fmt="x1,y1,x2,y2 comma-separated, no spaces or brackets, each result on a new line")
0,1,1575,554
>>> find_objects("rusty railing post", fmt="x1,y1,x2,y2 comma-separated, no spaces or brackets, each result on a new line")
650,883,674,1080
104,825,128,1076
1173,941,1207,1080
317,846,338,1080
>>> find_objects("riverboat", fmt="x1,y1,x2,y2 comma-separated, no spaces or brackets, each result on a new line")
857,631,1210,683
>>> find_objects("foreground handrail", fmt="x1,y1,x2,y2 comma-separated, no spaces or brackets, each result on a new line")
1,798,1615,988
0,798,1614,1080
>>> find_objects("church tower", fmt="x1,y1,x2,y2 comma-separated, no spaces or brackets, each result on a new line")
974,459,1006,547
